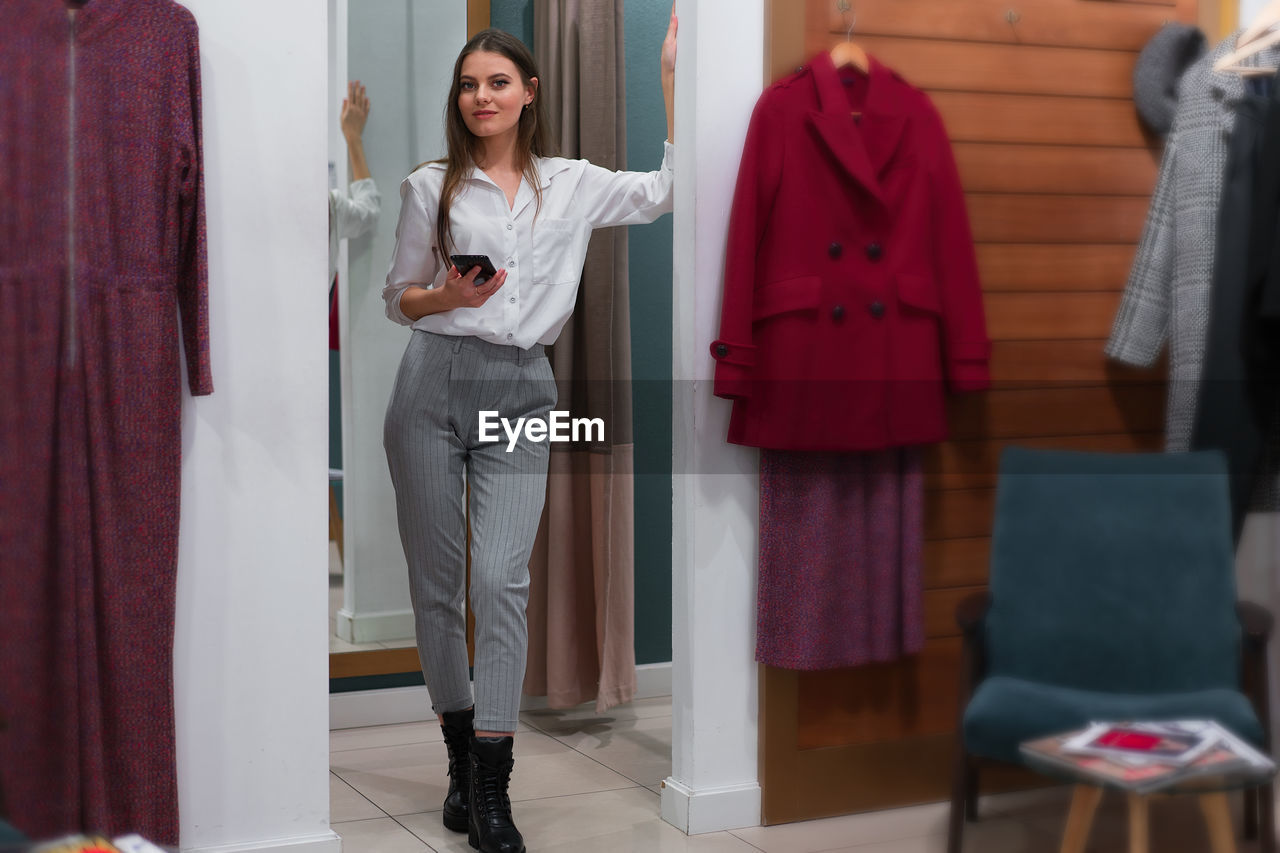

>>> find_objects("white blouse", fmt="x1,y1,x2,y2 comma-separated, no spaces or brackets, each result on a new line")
383,142,674,349
329,177,381,285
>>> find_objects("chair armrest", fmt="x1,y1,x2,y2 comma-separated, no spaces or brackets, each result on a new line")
1238,600,1273,650
956,590,991,637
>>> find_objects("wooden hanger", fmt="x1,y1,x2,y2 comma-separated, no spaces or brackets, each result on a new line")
1214,0,1280,75
1239,0,1280,50
830,1,869,75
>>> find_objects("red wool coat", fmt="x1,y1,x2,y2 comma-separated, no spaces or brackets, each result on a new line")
711,52,990,451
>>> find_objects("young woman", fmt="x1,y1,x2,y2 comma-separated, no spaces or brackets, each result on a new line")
381,19,677,853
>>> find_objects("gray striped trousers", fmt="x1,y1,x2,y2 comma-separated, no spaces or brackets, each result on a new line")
384,330,556,732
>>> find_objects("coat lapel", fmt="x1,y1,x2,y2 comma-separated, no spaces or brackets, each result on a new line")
806,51,906,206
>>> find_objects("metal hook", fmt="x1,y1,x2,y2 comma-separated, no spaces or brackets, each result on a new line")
837,0,856,41
1005,9,1021,43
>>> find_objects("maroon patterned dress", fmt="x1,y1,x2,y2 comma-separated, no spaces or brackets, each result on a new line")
1,0,210,842
756,449,924,670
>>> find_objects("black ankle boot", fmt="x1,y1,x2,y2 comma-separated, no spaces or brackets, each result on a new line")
468,735,524,853
439,707,475,832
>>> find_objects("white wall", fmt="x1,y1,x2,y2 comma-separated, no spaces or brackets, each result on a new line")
664,0,765,836
174,2,338,851
337,0,466,644
1241,0,1266,24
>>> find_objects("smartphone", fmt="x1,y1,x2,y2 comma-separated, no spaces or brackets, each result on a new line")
449,254,499,286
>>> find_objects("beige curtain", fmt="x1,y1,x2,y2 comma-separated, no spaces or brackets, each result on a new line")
525,0,636,711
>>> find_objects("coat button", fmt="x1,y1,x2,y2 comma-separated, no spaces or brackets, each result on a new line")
868,301,885,318
715,343,729,358
831,304,846,321
828,242,843,259
866,242,883,261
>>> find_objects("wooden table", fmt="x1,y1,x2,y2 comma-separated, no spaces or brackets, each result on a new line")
1060,784,1237,853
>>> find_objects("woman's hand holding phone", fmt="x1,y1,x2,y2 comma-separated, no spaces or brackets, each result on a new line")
442,263,507,309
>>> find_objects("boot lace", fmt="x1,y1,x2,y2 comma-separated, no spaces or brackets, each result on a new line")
441,724,471,784
476,756,515,818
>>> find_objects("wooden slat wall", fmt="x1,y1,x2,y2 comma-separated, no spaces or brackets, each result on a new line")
762,0,1199,823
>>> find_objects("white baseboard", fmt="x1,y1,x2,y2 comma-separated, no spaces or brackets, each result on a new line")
330,684,434,730
181,830,341,853
333,606,415,644
329,661,673,730
660,777,762,835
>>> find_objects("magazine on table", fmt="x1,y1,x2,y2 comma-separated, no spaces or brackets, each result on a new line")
1021,720,1275,794
27,833,169,853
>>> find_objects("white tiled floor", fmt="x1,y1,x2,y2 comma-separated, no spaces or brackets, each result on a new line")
330,696,1270,852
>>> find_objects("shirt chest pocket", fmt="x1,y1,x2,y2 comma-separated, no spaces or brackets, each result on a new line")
532,218,587,286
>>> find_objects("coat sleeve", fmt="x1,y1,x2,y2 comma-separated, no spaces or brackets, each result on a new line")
710,92,786,400
177,13,212,396
924,106,990,392
1105,136,1177,367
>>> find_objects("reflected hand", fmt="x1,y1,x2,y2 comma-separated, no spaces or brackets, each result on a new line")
441,265,507,310
661,6,677,80
341,80,371,140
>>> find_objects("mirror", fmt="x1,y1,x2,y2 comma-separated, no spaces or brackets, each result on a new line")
327,0,676,700
328,0,471,672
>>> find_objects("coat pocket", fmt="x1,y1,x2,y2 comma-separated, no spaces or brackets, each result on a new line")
895,271,940,314
752,276,823,322
532,218,585,285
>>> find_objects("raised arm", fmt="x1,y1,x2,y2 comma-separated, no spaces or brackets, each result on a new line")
662,6,676,143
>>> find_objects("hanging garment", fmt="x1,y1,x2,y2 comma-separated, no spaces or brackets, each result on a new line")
713,53,983,669
1107,33,1280,510
0,0,210,843
1190,79,1278,538
710,51,990,452
1242,78,1280,534
756,449,923,670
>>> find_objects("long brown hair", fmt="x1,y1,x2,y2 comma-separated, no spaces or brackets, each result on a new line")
425,29,555,262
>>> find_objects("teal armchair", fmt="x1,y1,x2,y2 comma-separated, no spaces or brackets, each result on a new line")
947,448,1274,853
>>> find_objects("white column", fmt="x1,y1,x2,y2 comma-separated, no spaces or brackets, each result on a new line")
664,0,765,835
175,1,338,850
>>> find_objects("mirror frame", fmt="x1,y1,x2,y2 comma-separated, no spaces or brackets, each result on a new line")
329,0,491,683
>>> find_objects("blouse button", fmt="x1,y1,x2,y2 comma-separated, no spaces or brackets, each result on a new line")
507,333,514,340
509,297,516,303
508,260,516,268
507,224,513,230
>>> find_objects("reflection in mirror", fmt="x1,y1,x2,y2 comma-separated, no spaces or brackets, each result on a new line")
327,0,675,706
329,0,468,657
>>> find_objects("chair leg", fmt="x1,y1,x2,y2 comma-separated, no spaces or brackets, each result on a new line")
947,745,969,853
1247,786,1260,841
1261,783,1275,853
964,759,979,822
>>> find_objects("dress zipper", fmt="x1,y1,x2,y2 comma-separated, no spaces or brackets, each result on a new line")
65,7,78,367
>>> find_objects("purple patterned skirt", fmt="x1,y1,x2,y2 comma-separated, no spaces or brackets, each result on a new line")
756,448,924,670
